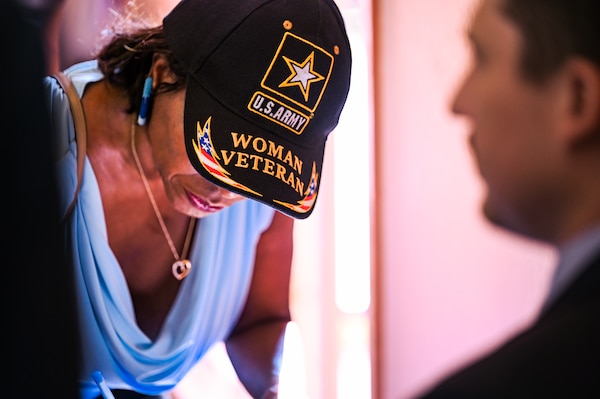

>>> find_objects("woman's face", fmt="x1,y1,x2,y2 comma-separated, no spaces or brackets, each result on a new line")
148,86,245,218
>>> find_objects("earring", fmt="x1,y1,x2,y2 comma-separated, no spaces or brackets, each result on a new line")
137,76,153,126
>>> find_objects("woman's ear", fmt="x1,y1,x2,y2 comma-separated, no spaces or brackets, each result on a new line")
149,53,178,87
560,57,600,145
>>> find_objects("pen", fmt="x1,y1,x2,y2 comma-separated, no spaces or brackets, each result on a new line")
92,370,116,399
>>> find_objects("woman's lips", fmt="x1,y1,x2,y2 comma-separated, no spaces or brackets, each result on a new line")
186,191,223,213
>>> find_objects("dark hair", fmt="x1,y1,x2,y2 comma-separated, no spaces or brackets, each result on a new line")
500,0,600,84
95,23,187,117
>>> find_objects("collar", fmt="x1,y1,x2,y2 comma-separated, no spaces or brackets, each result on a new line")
541,223,600,313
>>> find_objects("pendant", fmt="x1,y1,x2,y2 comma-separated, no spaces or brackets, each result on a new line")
172,259,192,280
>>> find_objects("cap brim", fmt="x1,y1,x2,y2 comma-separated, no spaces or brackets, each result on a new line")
183,76,325,219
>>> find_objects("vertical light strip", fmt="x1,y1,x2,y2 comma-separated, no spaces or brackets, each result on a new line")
333,11,372,313
334,3,373,399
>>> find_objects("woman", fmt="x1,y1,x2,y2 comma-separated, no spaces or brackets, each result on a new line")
44,0,352,398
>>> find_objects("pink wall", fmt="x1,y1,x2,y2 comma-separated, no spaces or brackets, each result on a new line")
372,1,556,398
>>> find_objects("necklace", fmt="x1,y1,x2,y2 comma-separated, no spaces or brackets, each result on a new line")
130,120,197,280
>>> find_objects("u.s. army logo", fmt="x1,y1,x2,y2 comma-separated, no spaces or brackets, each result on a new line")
279,51,325,102
248,32,335,135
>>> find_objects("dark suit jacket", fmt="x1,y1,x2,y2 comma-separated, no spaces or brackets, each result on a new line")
2,2,79,398
418,252,600,398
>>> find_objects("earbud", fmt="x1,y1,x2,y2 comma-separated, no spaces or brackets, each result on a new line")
137,76,153,126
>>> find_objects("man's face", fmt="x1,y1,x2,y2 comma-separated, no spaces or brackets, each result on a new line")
451,0,565,238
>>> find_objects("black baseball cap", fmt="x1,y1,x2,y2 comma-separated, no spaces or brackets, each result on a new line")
163,0,352,219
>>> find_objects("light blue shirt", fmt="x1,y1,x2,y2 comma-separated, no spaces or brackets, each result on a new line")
44,61,276,398
541,223,600,313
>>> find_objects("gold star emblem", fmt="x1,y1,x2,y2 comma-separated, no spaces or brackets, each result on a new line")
279,51,325,102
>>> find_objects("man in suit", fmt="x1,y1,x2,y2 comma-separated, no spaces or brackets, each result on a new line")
419,0,600,397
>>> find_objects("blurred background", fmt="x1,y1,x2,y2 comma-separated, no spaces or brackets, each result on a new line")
48,0,556,398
